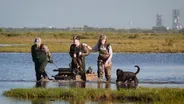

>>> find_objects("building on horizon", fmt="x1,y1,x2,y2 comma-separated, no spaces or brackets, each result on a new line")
156,13,163,27
172,9,182,30
152,13,167,31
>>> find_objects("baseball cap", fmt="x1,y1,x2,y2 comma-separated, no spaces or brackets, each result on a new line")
73,36,80,40
34,37,41,44
100,34,107,40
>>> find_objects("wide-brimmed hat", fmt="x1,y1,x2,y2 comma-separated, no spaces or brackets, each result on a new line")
34,37,41,44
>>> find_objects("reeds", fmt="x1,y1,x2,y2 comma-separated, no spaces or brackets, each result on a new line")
0,32,184,53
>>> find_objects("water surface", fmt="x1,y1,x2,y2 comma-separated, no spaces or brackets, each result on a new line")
0,53,184,104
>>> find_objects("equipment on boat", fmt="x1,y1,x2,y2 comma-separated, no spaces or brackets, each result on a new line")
52,66,97,81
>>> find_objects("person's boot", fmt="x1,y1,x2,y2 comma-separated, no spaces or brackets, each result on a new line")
106,76,111,82
36,76,42,82
43,76,50,81
98,76,103,82
78,70,86,81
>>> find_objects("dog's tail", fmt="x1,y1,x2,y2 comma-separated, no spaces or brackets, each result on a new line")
134,65,140,75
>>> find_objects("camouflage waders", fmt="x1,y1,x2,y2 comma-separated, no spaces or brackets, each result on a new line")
69,43,89,81
31,44,52,81
35,48,48,81
97,44,112,81
97,60,112,81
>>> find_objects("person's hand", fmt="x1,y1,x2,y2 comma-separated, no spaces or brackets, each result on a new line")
105,54,110,58
105,61,111,67
48,60,53,63
105,61,108,67
79,52,82,56
83,43,92,50
82,43,87,47
73,53,76,58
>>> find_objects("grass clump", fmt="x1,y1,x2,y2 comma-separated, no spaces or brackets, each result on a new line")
3,87,184,103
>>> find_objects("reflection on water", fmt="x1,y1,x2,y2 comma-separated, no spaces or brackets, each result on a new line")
32,99,50,104
31,99,117,104
97,82,112,89
116,83,138,90
34,81,137,90
35,81,48,88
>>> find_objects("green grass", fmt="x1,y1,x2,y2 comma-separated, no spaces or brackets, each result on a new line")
3,87,184,103
0,32,184,53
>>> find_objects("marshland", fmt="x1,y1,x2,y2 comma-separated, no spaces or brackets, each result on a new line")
0,31,184,53
0,30,184,103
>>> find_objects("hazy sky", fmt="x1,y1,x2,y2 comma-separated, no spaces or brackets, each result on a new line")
0,0,183,29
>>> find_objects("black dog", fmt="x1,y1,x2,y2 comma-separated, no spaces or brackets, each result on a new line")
116,65,140,85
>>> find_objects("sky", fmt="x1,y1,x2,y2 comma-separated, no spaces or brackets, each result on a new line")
0,0,184,29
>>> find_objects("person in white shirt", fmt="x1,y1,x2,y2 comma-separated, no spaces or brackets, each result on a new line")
84,34,113,82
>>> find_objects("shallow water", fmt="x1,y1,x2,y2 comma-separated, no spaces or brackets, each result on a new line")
0,52,184,83
0,52,184,104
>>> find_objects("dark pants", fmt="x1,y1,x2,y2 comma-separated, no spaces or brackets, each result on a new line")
71,57,86,81
34,60,48,81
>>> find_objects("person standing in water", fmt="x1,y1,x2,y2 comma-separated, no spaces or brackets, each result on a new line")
69,35,89,81
31,37,53,81
84,34,113,82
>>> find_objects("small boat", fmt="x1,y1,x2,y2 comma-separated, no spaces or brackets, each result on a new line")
52,66,98,81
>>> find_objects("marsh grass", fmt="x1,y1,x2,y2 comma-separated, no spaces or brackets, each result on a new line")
3,87,184,103
0,32,184,53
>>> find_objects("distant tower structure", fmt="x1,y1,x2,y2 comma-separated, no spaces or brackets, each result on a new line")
156,13,163,27
172,9,182,30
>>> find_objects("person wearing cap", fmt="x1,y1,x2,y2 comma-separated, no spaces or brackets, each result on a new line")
31,37,53,81
84,34,113,82
69,35,89,81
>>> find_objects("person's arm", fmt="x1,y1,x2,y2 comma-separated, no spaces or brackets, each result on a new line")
106,45,113,62
104,45,113,67
82,43,98,51
31,45,37,62
69,44,73,57
81,44,89,56
91,44,98,51
42,45,53,63
69,44,78,65
69,44,76,58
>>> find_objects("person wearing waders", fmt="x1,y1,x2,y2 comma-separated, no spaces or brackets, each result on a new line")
31,37,53,81
69,35,89,81
84,34,113,82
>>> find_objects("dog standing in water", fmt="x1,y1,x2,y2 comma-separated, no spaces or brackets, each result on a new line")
116,65,140,85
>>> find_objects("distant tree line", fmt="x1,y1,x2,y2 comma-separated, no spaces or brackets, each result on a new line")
0,25,184,34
